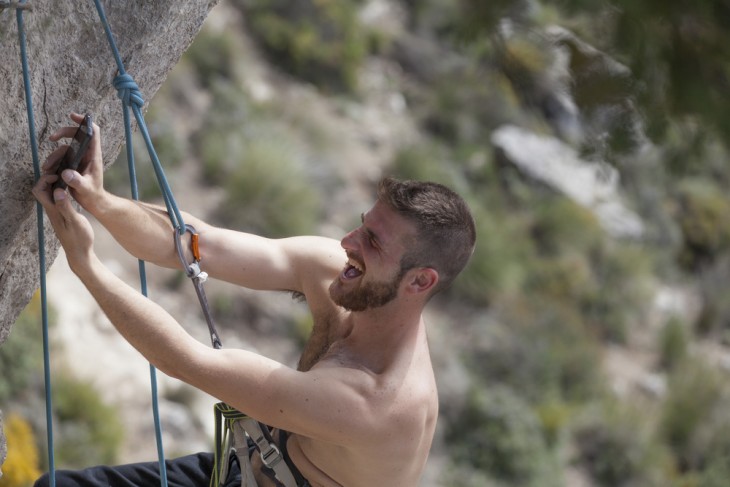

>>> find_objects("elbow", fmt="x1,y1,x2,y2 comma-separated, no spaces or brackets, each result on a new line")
158,346,215,389
149,355,185,382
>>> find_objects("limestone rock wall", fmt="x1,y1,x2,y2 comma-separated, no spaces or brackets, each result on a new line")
0,0,218,473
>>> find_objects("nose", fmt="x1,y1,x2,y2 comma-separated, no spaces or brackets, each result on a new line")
341,227,359,250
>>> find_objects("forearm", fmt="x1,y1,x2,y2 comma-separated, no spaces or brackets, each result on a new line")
72,254,288,422
88,191,193,269
74,253,206,377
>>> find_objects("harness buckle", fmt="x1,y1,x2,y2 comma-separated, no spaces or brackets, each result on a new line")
260,442,284,469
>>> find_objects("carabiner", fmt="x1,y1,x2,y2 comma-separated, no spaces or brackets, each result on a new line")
174,224,205,279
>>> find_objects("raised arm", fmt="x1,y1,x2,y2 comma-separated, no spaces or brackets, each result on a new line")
32,180,375,445
77,253,374,445
46,114,345,294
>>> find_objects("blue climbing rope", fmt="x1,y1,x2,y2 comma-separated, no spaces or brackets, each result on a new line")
15,2,56,485
92,0,186,235
86,1,211,485
14,1,198,486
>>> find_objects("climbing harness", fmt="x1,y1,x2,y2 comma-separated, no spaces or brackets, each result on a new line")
211,403,299,487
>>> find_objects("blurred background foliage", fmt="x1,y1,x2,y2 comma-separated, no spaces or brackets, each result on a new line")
4,0,730,485
1,295,124,485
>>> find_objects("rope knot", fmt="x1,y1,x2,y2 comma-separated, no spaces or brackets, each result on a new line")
113,73,144,108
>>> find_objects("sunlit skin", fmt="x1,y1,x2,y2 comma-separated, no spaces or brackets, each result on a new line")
33,114,441,486
329,209,409,312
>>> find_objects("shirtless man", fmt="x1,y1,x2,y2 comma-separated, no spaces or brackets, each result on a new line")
32,113,476,487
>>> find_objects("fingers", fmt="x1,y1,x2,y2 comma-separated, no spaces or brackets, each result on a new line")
32,173,59,209
42,145,69,173
41,113,105,217
59,168,83,191
32,173,72,208
83,119,102,174
33,173,83,232
69,112,86,124
32,174,68,230
48,113,100,145
45,112,102,177
48,126,77,142
53,186,78,221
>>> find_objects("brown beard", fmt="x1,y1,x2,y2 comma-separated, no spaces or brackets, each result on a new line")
329,272,402,312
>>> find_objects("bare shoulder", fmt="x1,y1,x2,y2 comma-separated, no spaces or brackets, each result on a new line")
279,235,345,306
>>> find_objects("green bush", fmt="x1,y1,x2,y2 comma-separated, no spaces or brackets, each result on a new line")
659,358,730,473
240,0,367,93
445,386,561,486
535,397,574,448
659,316,689,371
674,179,730,271
216,136,322,237
198,121,241,186
696,457,730,487
573,401,671,487
578,242,653,343
183,27,238,88
389,143,466,190
191,82,323,237
694,256,730,339
497,34,552,97
531,196,603,257
411,67,524,146
470,295,606,405
526,254,594,303
52,370,124,468
0,292,47,404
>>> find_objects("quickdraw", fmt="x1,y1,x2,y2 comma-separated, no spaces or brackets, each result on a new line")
175,229,300,487
174,224,222,350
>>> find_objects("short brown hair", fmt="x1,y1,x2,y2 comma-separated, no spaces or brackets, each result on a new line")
377,178,476,294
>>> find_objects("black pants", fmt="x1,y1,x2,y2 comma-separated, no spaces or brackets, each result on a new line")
34,452,240,487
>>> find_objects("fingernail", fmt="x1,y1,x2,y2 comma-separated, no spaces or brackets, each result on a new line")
54,189,66,201
62,170,73,182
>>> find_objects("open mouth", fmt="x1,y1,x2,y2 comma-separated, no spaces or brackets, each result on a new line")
342,257,364,280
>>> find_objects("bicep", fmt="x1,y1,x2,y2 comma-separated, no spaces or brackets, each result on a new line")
195,224,344,293
184,348,377,445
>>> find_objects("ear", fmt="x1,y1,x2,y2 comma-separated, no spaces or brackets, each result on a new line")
404,267,439,296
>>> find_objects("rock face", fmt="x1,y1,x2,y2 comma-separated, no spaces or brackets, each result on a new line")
0,0,218,472
492,125,644,239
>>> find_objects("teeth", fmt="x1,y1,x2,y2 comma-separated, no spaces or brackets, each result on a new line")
348,258,364,272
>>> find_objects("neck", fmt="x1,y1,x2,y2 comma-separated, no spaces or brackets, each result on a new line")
337,299,426,374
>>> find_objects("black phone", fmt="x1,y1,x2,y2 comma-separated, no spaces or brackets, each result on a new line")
53,113,94,192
